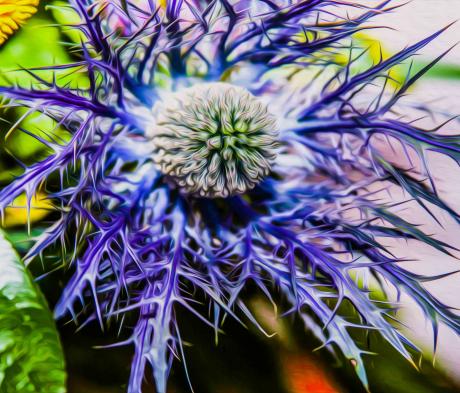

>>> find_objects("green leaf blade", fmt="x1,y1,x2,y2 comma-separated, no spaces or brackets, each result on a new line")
0,232,66,393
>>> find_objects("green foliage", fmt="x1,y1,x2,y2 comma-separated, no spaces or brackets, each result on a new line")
423,62,460,80
0,231,66,393
0,14,86,87
0,11,85,170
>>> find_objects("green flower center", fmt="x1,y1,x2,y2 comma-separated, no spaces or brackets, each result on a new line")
149,82,278,198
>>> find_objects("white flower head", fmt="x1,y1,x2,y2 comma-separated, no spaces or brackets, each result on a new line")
149,82,279,198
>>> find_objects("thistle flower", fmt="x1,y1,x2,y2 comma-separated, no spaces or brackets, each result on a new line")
149,82,278,197
0,0,39,45
1,1,460,392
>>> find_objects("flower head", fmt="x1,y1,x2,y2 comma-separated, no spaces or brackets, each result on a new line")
150,82,278,197
1,1,460,392
0,0,39,45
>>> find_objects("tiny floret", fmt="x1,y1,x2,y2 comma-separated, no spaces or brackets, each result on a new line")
149,83,279,198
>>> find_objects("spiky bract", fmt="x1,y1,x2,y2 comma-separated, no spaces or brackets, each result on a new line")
0,1,459,392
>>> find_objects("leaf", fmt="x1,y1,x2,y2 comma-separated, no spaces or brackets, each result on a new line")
0,231,66,393
0,14,79,161
420,62,460,80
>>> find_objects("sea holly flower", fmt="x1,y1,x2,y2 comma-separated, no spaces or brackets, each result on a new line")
149,82,279,197
0,0,39,45
0,0,459,392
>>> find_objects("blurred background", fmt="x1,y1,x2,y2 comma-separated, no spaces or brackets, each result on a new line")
1,1,460,392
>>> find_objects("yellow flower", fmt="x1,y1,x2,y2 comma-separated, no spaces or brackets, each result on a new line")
0,0,39,45
2,192,53,228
